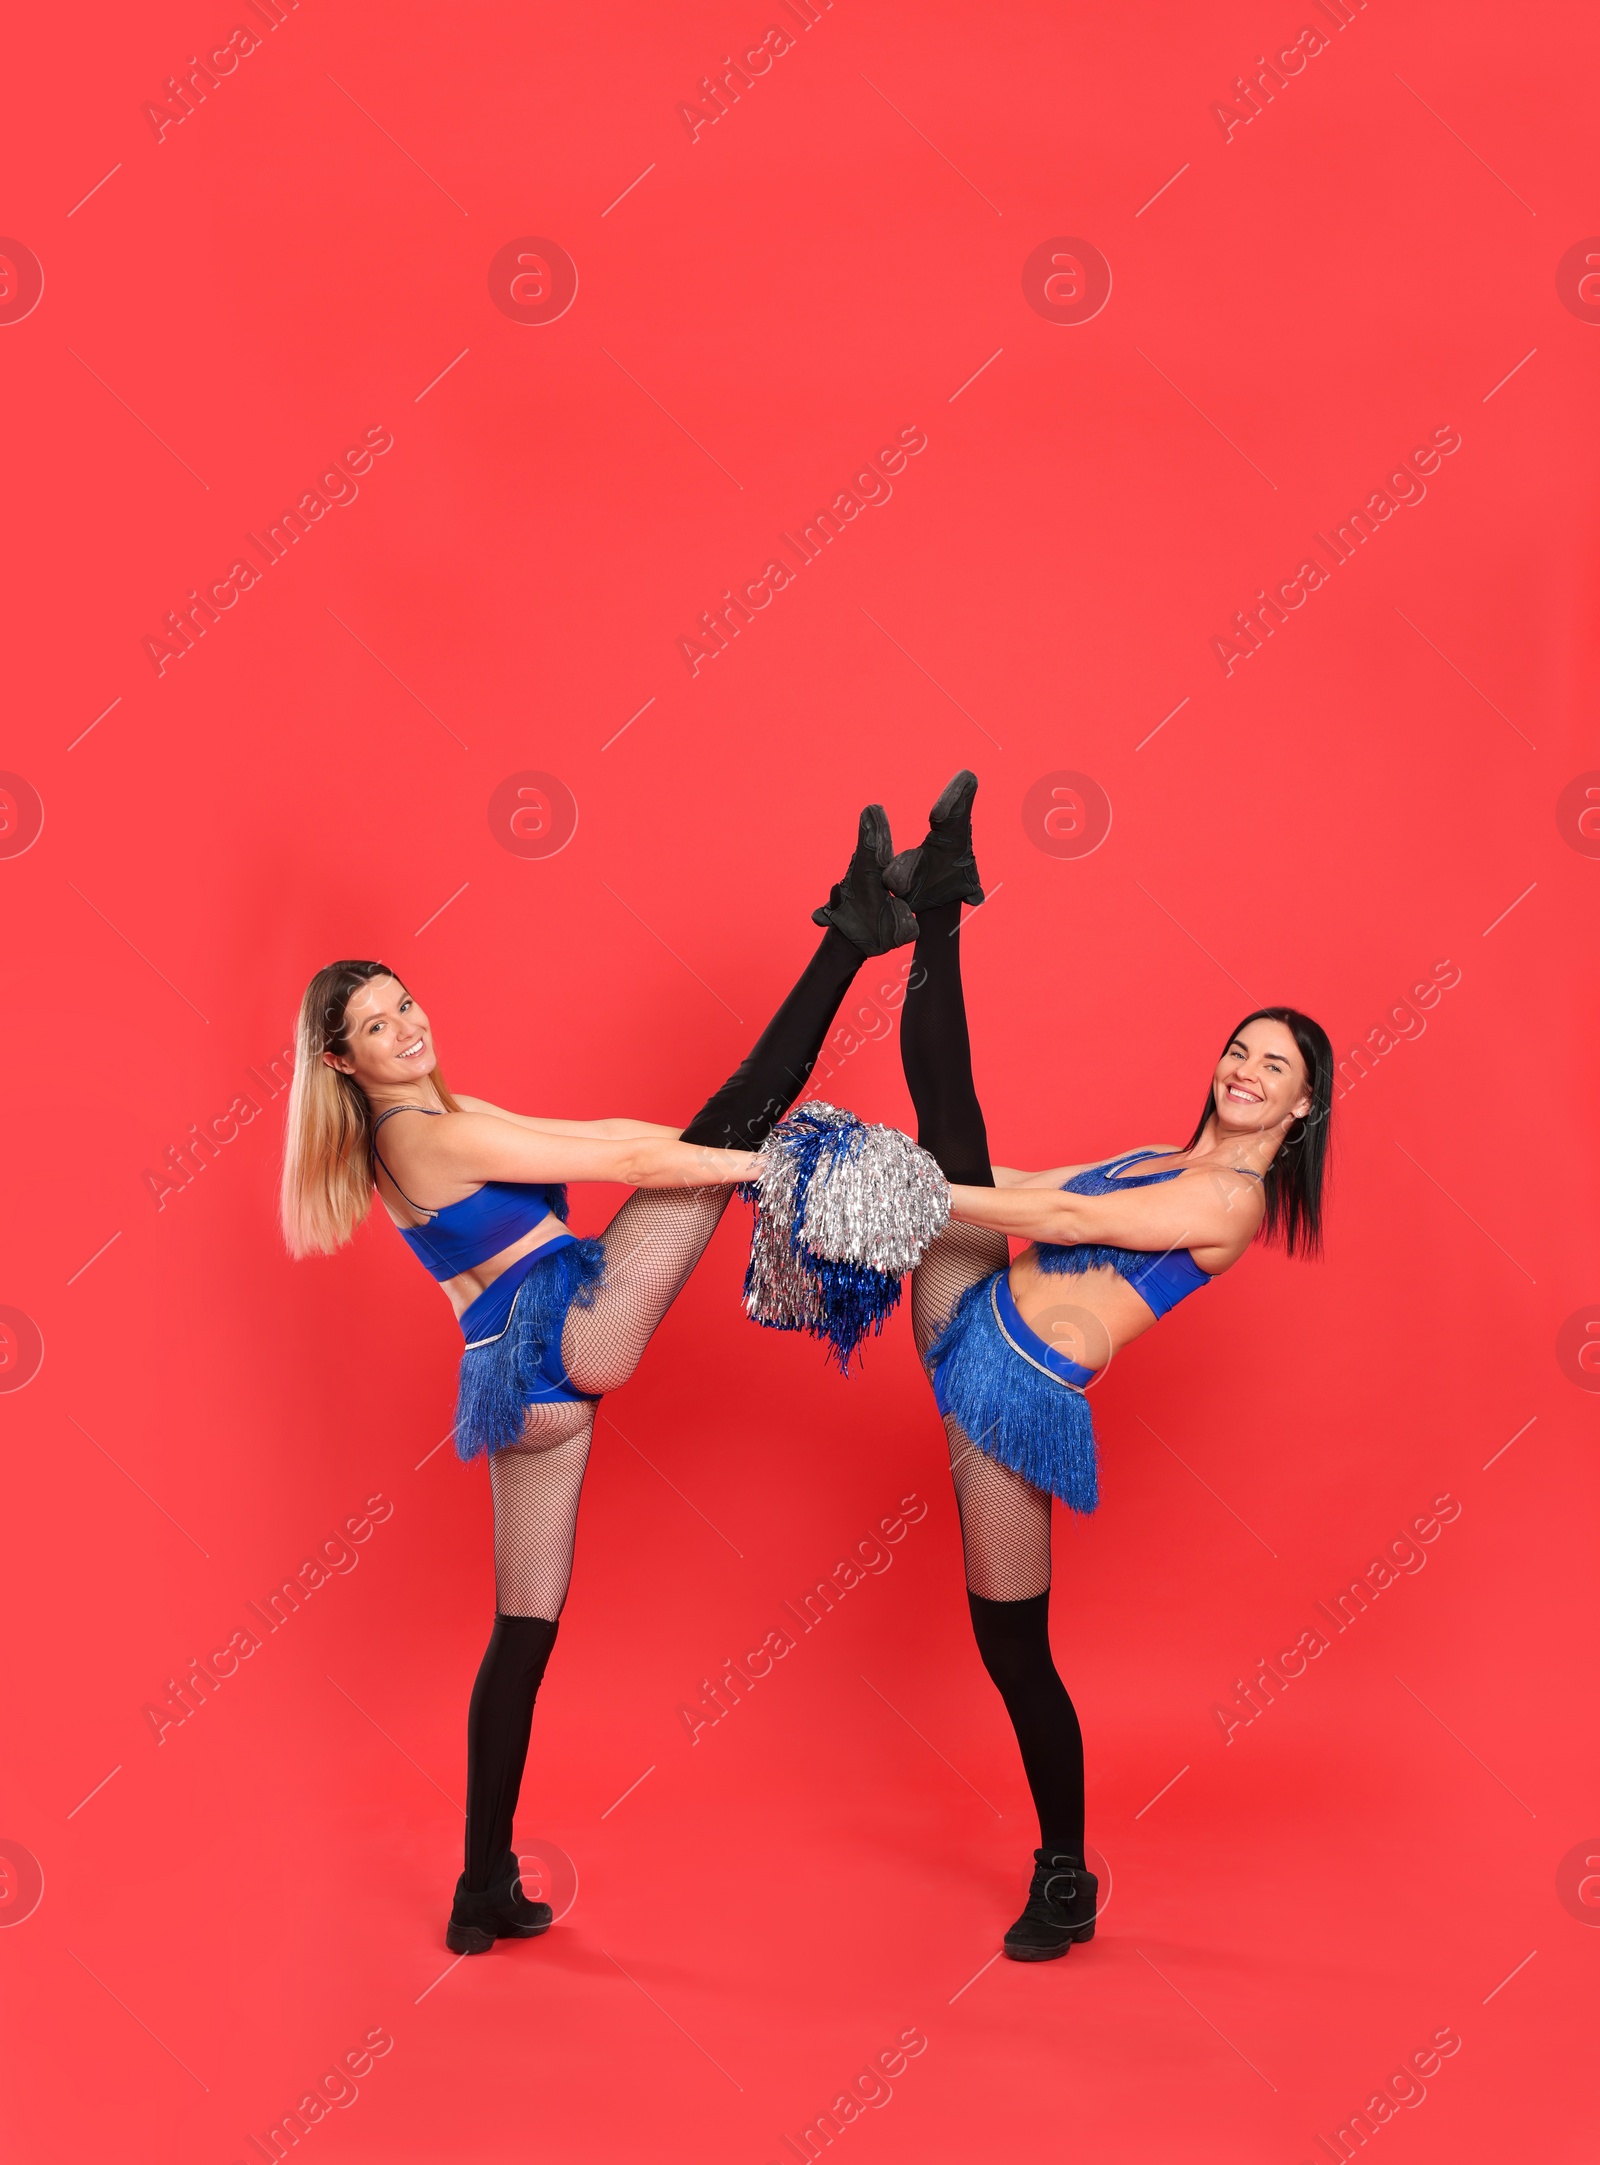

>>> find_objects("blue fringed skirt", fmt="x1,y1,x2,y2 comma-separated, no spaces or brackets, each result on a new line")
924,1269,1099,1512
453,1234,607,1462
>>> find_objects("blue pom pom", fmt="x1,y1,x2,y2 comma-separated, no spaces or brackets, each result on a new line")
804,1253,902,1371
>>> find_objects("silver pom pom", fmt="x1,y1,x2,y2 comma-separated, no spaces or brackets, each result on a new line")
797,1106,950,1274
742,1130,825,1331
742,1101,950,1332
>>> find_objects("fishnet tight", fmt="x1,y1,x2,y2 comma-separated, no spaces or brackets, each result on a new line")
488,1186,731,1619
912,1224,1054,1602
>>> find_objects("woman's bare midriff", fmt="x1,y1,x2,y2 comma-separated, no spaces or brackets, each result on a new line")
440,1215,573,1321
376,1204,572,1324
1007,1245,1167,1374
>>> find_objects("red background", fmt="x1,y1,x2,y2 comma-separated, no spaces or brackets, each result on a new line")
2,0,1596,2157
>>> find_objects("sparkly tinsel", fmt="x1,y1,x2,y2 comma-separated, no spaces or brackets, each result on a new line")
738,1103,950,1371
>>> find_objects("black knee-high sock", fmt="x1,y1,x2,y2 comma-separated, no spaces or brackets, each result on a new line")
967,1590,1085,1857
463,1613,559,1891
899,902,993,1188
680,926,866,1152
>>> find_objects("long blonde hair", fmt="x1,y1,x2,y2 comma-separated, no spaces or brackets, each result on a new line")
279,960,457,1257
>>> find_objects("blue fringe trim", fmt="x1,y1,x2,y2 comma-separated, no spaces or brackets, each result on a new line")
1037,1240,1138,1277
1036,1153,1181,1291
453,1238,606,1462
924,1273,1099,1513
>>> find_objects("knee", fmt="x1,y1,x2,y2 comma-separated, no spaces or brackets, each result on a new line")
501,1433,566,1458
564,1352,632,1397
558,1326,632,1399
499,1403,592,1455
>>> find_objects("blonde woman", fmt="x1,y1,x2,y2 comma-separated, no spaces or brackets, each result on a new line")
280,812,917,1953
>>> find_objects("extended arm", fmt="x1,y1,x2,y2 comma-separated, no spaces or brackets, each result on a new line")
950,1166,1263,1255
389,1110,757,1195
990,1147,1182,1191
451,1094,682,1142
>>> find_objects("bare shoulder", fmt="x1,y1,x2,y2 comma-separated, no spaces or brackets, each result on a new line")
448,1096,577,1130
378,1103,498,1164
1193,1178,1267,1265
447,1094,563,1133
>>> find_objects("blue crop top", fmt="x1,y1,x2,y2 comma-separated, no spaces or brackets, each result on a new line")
1034,1149,1262,1320
370,1107,568,1281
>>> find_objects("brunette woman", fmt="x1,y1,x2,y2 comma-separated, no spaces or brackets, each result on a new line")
884,772,1332,1960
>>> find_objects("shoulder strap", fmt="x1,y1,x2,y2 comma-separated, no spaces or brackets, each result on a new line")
369,1106,442,1213
1107,1148,1162,1175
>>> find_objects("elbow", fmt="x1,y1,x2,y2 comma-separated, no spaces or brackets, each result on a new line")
619,1141,691,1187
1042,1198,1085,1243
616,1144,654,1186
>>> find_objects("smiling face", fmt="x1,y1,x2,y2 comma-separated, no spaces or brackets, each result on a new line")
324,974,437,1095
1209,1018,1312,1140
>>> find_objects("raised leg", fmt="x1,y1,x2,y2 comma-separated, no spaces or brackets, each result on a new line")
679,926,867,1153
899,900,993,1186
681,803,916,1152
560,1186,732,1398
901,892,1086,1867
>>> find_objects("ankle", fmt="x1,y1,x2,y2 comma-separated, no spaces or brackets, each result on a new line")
913,900,963,943
821,922,872,967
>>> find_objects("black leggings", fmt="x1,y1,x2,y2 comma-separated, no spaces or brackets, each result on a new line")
901,903,1087,1861
462,926,868,1892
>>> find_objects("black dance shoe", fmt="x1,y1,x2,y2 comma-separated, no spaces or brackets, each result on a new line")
1002,1850,1098,1962
882,769,984,912
445,1851,553,1955
812,805,919,955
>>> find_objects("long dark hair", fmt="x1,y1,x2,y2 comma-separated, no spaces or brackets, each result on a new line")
1182,1007,1333,1258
